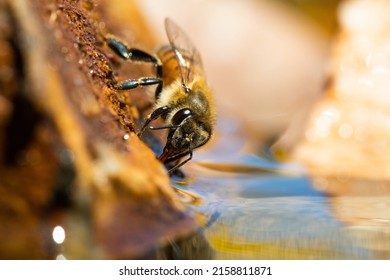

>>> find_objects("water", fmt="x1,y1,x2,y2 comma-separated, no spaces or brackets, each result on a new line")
164,119,390,259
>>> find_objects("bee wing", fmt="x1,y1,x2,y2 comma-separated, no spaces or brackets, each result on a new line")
164,18,203,89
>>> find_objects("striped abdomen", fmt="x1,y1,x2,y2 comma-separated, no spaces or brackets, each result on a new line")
156,45,204,88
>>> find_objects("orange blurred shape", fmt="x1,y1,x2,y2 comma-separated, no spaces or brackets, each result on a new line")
291,0,390,180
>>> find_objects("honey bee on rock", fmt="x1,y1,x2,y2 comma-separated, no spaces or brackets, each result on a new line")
107,18,216,174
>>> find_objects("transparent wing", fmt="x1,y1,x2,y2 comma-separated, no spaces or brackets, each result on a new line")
164,18,204,90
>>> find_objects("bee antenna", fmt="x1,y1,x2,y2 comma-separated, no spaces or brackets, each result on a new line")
182,83,191,94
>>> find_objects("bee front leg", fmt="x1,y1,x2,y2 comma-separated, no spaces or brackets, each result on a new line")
137,106,171,137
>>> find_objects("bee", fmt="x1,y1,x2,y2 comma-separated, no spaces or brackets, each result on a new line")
107,18,215,174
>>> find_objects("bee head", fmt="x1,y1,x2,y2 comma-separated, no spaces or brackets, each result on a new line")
159,108,211,163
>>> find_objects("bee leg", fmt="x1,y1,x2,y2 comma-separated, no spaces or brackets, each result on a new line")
168,151,193,174
115,77,162,91
107,37,158,64
107,37,163,97
137,106,171,137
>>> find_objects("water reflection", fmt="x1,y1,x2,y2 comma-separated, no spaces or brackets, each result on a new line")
170,156,387,259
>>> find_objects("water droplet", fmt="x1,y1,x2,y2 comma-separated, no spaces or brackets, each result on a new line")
52,225,66,244
123,134,130,140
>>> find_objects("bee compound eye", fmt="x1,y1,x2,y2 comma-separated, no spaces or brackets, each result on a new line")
171,108,194,125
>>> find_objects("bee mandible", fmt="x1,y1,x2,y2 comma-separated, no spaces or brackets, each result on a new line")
107,18,216,174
